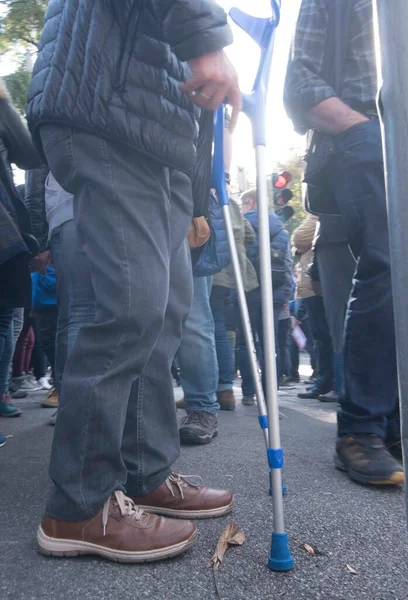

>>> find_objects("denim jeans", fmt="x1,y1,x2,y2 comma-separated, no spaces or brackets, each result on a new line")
237,289,281,397
40,125,193,521
178,276,219,413
330,120,398,439
0,309,13,395
304,296,333,392
51,220,95,393
210,285,235,392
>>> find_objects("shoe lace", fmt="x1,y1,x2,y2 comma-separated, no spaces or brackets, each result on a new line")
101,491,145,536
181,410,209,427
165,474,202,500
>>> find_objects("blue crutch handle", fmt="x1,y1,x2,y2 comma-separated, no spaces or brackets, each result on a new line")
211,106,230,207
230,1,281,146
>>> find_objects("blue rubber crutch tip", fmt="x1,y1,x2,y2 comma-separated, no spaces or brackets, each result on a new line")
268,532,295,571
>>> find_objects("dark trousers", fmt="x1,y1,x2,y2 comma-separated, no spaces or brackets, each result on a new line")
31,316,46,380
41,125,193,521
331,120,398,440
278,318,291,378
304,296,333,392
210,285,235,390
33,306,58,378
237,289,281,397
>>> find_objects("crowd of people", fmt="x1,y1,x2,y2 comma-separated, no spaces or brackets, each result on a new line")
0,0,403,568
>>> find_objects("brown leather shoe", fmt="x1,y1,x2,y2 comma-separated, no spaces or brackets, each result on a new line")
175,397,187,409
41,389,59,408
37,491,197,563
130,474,233,519
217,390,236,411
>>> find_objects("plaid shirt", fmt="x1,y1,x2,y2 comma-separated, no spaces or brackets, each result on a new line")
284,0,377,133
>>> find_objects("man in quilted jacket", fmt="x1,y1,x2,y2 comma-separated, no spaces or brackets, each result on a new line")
26,0,241,563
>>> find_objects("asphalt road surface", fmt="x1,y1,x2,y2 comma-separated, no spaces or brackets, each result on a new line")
1,369,407,599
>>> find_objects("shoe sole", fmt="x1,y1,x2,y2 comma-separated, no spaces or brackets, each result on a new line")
218,405,235,411
41,403,59,409
0,441,5,448
37,526,197,563
318,398,339,403
137,500,234,520
334,454,404,485
179,429,218,446
0,411,22,418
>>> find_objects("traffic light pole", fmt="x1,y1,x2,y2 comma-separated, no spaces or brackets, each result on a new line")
373,0,408,511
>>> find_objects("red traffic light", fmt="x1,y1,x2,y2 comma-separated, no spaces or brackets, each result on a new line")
273,171,292,189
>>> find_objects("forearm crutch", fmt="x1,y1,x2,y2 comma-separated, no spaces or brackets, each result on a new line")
214,0,294,571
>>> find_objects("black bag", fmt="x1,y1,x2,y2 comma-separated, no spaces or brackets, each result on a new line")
270,239,286,289
251,230,286,290
303,0,353,215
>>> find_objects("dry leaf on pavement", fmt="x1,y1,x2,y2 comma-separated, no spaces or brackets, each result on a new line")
300,543,317,557
346,564,357,575
209,523,246,570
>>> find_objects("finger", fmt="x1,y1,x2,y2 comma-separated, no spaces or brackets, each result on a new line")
180,75,207,95
227,87,242,132
206,89,226,111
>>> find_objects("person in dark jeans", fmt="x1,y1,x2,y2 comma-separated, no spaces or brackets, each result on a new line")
240,188,293,404
298,294,333,399
289,299,317,383
285,0,402,485
26,1,240,563
210,285,236,407
31,266,58,406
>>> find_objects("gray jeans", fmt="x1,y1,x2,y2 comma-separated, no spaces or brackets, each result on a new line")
51,219,95,393
41,126,193,521
317,243,356,353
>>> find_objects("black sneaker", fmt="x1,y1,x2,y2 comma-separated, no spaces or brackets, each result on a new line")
335,434,404,486
279,376,296,390
179,411,218,445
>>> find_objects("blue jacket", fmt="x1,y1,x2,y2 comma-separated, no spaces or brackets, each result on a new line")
31,266,57,309
245,210,293,305
26,0,232,175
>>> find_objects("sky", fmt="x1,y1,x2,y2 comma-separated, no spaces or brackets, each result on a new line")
0,0,304,182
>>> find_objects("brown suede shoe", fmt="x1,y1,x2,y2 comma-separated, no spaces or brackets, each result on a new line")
217,390,236,411
37,491,197,563
130,474,233,519
41,389,59,409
